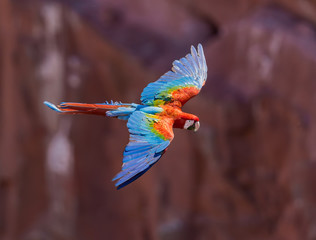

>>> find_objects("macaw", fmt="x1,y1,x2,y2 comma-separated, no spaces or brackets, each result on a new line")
44,44,207,189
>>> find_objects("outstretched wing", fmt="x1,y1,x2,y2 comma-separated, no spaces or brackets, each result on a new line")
141,44,207,107
112,111,174,189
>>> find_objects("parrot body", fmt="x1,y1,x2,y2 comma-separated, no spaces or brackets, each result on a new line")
44,44,207,189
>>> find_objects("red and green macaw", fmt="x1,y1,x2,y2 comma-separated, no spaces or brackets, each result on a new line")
44,44,207,189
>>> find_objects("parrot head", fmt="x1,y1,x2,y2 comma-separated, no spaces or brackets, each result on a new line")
184,120,200,132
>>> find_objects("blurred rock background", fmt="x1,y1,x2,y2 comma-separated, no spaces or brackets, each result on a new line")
1,0,316,239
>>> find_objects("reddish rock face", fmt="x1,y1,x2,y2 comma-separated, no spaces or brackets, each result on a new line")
1,1,316,240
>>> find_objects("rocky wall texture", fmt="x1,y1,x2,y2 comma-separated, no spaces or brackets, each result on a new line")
1,0,316,240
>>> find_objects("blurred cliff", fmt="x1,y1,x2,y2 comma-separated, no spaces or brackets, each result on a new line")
1,0,316,239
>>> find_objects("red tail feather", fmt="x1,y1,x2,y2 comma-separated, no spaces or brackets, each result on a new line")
55,102,128,115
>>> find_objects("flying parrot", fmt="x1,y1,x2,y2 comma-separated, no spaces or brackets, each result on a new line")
44,44,207,189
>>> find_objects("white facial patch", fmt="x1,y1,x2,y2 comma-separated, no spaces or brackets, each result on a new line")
184,120,194,129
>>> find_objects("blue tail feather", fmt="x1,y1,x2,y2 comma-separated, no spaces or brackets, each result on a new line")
43,101,62,113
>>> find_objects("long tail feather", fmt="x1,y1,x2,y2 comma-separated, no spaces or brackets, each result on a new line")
44,101,133,116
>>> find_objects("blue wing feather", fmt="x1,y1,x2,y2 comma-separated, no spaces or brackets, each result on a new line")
141,44,207,105
115,163,155,190
112,111,174,189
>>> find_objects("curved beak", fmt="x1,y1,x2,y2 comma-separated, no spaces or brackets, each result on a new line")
194,121,200,132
